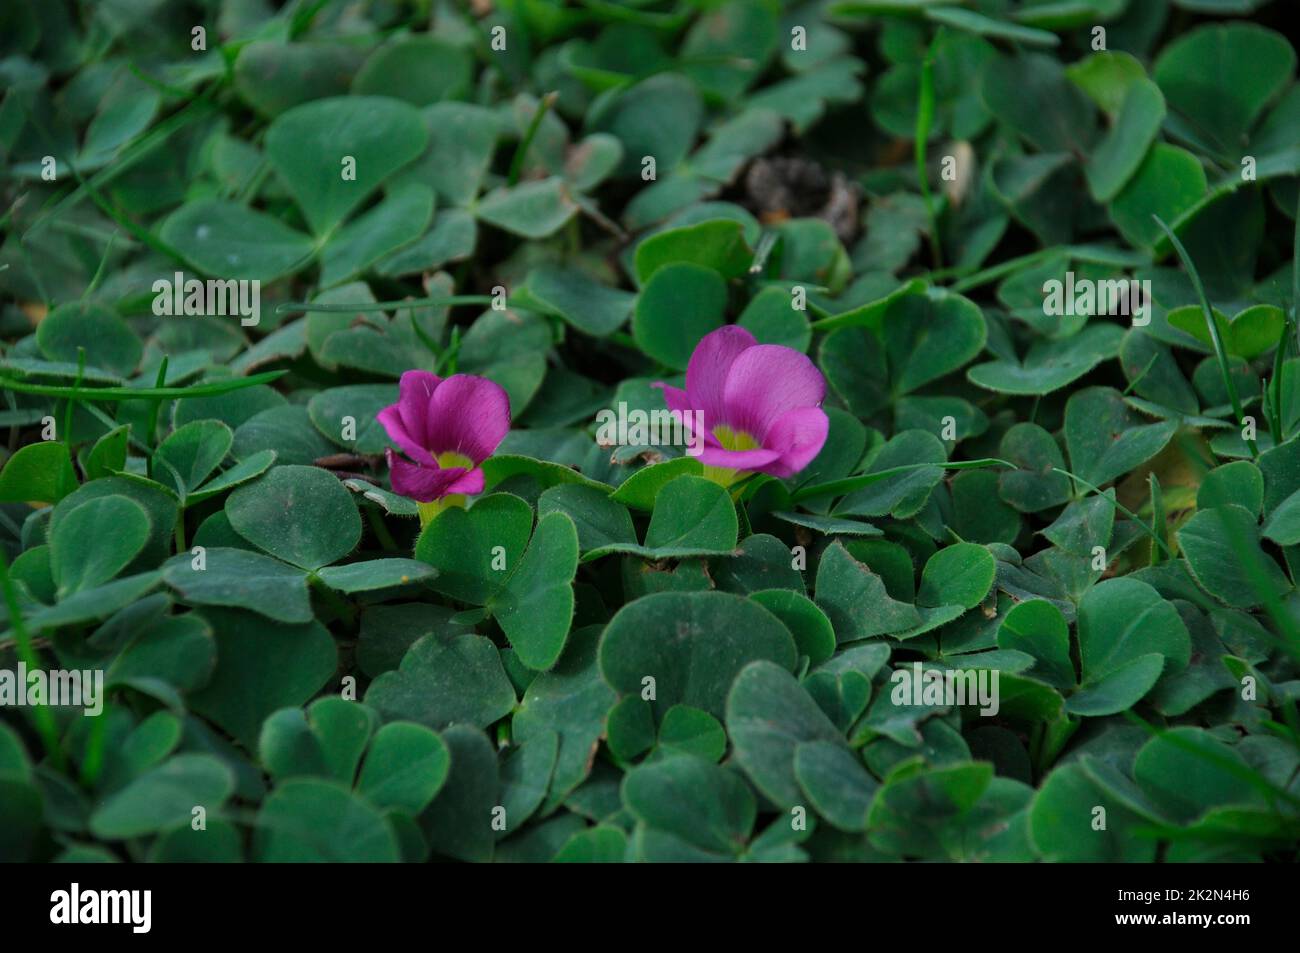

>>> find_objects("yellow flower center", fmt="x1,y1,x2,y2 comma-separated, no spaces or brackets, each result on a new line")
437,451,475,471
702,425,760,488
415,452,476,527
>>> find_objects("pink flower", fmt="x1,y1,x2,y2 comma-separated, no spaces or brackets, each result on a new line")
653,326,829,484
377,371,510,504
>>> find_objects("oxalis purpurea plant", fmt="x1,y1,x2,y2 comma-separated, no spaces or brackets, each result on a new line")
0,0,1298,865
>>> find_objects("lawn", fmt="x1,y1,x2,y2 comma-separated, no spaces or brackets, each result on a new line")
1,0,1298,863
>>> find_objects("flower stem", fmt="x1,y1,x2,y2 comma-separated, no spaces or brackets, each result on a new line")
0,548,67,770
0,370,285,402
1052,466,1170,553
509,91,558,187
145,355,170,455
62,348,85,453
276,295,510,315
367,508,399,553
1277,191,1300,442
1154,215,1256,456
915,36,944,270
417,495,467,529
308,574,356,627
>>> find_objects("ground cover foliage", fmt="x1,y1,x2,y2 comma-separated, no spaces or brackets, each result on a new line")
1,0,1299,863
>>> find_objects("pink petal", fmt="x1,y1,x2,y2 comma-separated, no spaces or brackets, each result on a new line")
652,382,715,446
720,344,826,439
387,449,466,502
760,406,830,478
377,404,435,466
444,467,486,496
685,326,756,430
424,374,511,463
397,370,441,440
697,446,781,470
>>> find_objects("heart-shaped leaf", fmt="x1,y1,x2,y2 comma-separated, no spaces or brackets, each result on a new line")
1132,726,1266,824
365,632,516,731
538,484,636,554
37,302,141,376
996,599,1076,690
512,626,616,813
318,183,435,287
727,660,845,810
162,547,311,623
259,697,377,783
633,219,753,285
1072,578,1190,714
356,722,450,815
50,496,150,598
632,263,727,371
1085,79,1166,202
489,511,579,671
90,754,234,839
190,608,337,747
1064,387,1178,487
521,265,636,338
882,290,987,397
265,96,428,237
475,178,579,239
1154,23,1295,155
161,199,314,282
622,755,755,857
1178,504,1292,607
794,739,879,832
917,543,995,610
154,420,234,498
0,442,78,505
420,724,499,863
600,591,797,719
255,778,399,862
227,465,362,571
414,493,533,604
814,541,920,642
